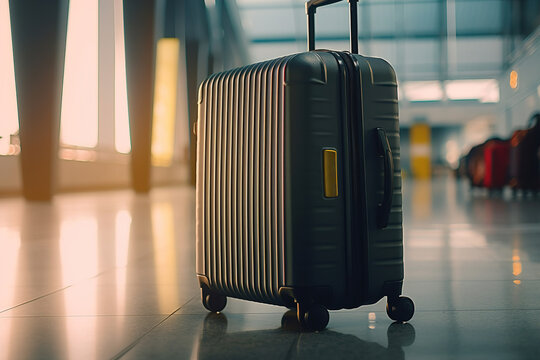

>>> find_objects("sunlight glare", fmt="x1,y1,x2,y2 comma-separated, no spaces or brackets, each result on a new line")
114,0,131,154
60,217,98,285
60,0,99,148
0,0,19,155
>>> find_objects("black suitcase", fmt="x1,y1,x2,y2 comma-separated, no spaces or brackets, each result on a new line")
509,113,540,193
196,0,414,331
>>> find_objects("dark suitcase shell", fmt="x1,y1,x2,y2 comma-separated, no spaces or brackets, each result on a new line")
195,0,413,330
509,114,540,192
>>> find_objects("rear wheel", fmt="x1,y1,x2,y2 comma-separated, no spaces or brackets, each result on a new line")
297,303,329,331
386,296,414,323
202,290,227,313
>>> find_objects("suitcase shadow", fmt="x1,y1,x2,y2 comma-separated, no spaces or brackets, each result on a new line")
197,311,415,360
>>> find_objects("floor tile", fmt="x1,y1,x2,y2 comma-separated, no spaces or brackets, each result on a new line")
1,179,539,359
0,315,166,360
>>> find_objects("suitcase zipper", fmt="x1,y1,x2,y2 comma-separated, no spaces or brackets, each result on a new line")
326,50,370,307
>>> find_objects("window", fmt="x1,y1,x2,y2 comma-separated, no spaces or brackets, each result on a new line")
60,0,99,148
0,0,19,156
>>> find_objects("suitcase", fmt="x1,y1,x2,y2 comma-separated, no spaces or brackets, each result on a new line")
466,143,486,188
195,0,414,331
483,139,510,190
509,113,540,193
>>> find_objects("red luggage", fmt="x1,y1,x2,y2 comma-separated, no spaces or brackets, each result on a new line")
483,139,510,189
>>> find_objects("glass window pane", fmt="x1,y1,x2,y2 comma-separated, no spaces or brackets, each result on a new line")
114,0,131,154
450,37,503,77
456,0,504,35
403,2,440,35
0,0,19,156
369,4,397,36
60,0,99,148
404,39,439,77
240,8,297,40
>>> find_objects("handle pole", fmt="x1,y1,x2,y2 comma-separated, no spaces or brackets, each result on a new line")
306,0,359,52
349,0,358,54
307,9,315,51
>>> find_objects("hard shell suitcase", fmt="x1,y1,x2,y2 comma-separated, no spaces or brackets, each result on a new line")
195,0,414,330
483,139,510,190
466,143,486,188
509,114,540,193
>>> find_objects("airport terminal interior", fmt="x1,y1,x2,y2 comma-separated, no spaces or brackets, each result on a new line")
1,0,540,359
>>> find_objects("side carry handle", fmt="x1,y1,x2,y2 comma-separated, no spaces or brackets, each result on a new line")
376,128,394,229
306,0,359,54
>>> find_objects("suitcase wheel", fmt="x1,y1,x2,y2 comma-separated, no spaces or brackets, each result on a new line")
386,296,414,323
202,290,227,313
297,303,329,331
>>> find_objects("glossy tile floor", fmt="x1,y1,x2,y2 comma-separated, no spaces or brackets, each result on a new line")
1,177,540,359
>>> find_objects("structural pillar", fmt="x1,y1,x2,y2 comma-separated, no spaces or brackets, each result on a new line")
410,123,432,179
123,0,156,193
185,39,199,186
9,0,70,201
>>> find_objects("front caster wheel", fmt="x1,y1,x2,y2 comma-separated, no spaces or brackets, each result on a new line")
202,291,227,313
298,303,329,331
386,296,414,323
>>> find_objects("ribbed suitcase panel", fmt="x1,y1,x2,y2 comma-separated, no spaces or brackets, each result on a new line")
198,57,291,304
356,56,404,300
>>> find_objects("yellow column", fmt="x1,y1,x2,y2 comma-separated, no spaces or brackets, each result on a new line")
151,38,180,167
410,123,431,179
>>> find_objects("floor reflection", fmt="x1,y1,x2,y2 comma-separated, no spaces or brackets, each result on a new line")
196,312,416,360
1,181,539,359
60,217,98,285
0,227,20,360
151,202,180,313
115,210,131,315
410,179,432,221
60,217,98,359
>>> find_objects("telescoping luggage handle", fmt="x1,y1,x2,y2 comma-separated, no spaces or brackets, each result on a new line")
306,0,359,53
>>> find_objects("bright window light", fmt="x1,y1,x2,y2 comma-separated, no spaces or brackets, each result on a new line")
0,0,19,156
445,79,499,103
60,0,99,148
114,0,131,154
151,38,180,167
403,81,444,102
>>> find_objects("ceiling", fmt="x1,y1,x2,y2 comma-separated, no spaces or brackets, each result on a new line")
234,0,528,122
237,0,511,81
